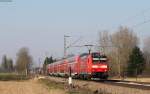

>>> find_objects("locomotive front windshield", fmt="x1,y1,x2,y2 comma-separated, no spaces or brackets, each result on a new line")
92,53,107,64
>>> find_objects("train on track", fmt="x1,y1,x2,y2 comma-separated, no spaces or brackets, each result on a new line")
46,52,109,79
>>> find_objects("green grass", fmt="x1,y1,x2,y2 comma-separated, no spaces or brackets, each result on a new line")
0,73,30,81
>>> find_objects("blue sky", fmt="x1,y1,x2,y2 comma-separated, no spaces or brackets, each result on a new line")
0,0,150,66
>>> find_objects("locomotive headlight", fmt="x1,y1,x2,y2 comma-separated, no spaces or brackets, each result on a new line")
92,65,99,68
100,65,107,68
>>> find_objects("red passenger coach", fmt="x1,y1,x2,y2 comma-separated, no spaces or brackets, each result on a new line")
47,52,109,79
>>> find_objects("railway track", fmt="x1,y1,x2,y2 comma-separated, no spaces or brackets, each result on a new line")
97,79,150,90
44,76,150,94
45,76,150,90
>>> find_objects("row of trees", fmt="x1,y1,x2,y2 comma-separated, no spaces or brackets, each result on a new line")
0,47,33,75
0,55,13,72
43,56,54,74
99,27,147,77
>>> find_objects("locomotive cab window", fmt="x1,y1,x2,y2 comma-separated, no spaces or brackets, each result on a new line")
92,53,107,64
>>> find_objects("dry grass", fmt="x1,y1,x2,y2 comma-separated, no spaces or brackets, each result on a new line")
2,76,148,94
39,78,94,94
0,79,65,94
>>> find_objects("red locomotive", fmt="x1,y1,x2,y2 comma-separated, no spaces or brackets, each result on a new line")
47,52,109,79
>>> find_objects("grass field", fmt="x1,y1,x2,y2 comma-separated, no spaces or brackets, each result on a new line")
0,80,52,94
0,73,30,81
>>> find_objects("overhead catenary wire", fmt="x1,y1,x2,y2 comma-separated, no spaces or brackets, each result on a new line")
100,8,150,32
132,19,150,28
119,8,150,26
67,36,83,49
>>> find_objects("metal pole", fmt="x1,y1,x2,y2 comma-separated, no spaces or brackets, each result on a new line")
88,49,91,54
69,66,71,77
64,35,72,86
64,35,66,57
136,67,138,81
64,35,70,57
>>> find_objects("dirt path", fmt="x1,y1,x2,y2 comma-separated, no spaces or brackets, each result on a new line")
0,79,64,94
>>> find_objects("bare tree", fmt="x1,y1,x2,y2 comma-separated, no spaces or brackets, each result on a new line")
99,27,139,77
111,27,139,77
16,47,33,75
99,31,118,76
143,37,150,76
99,30,111,54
